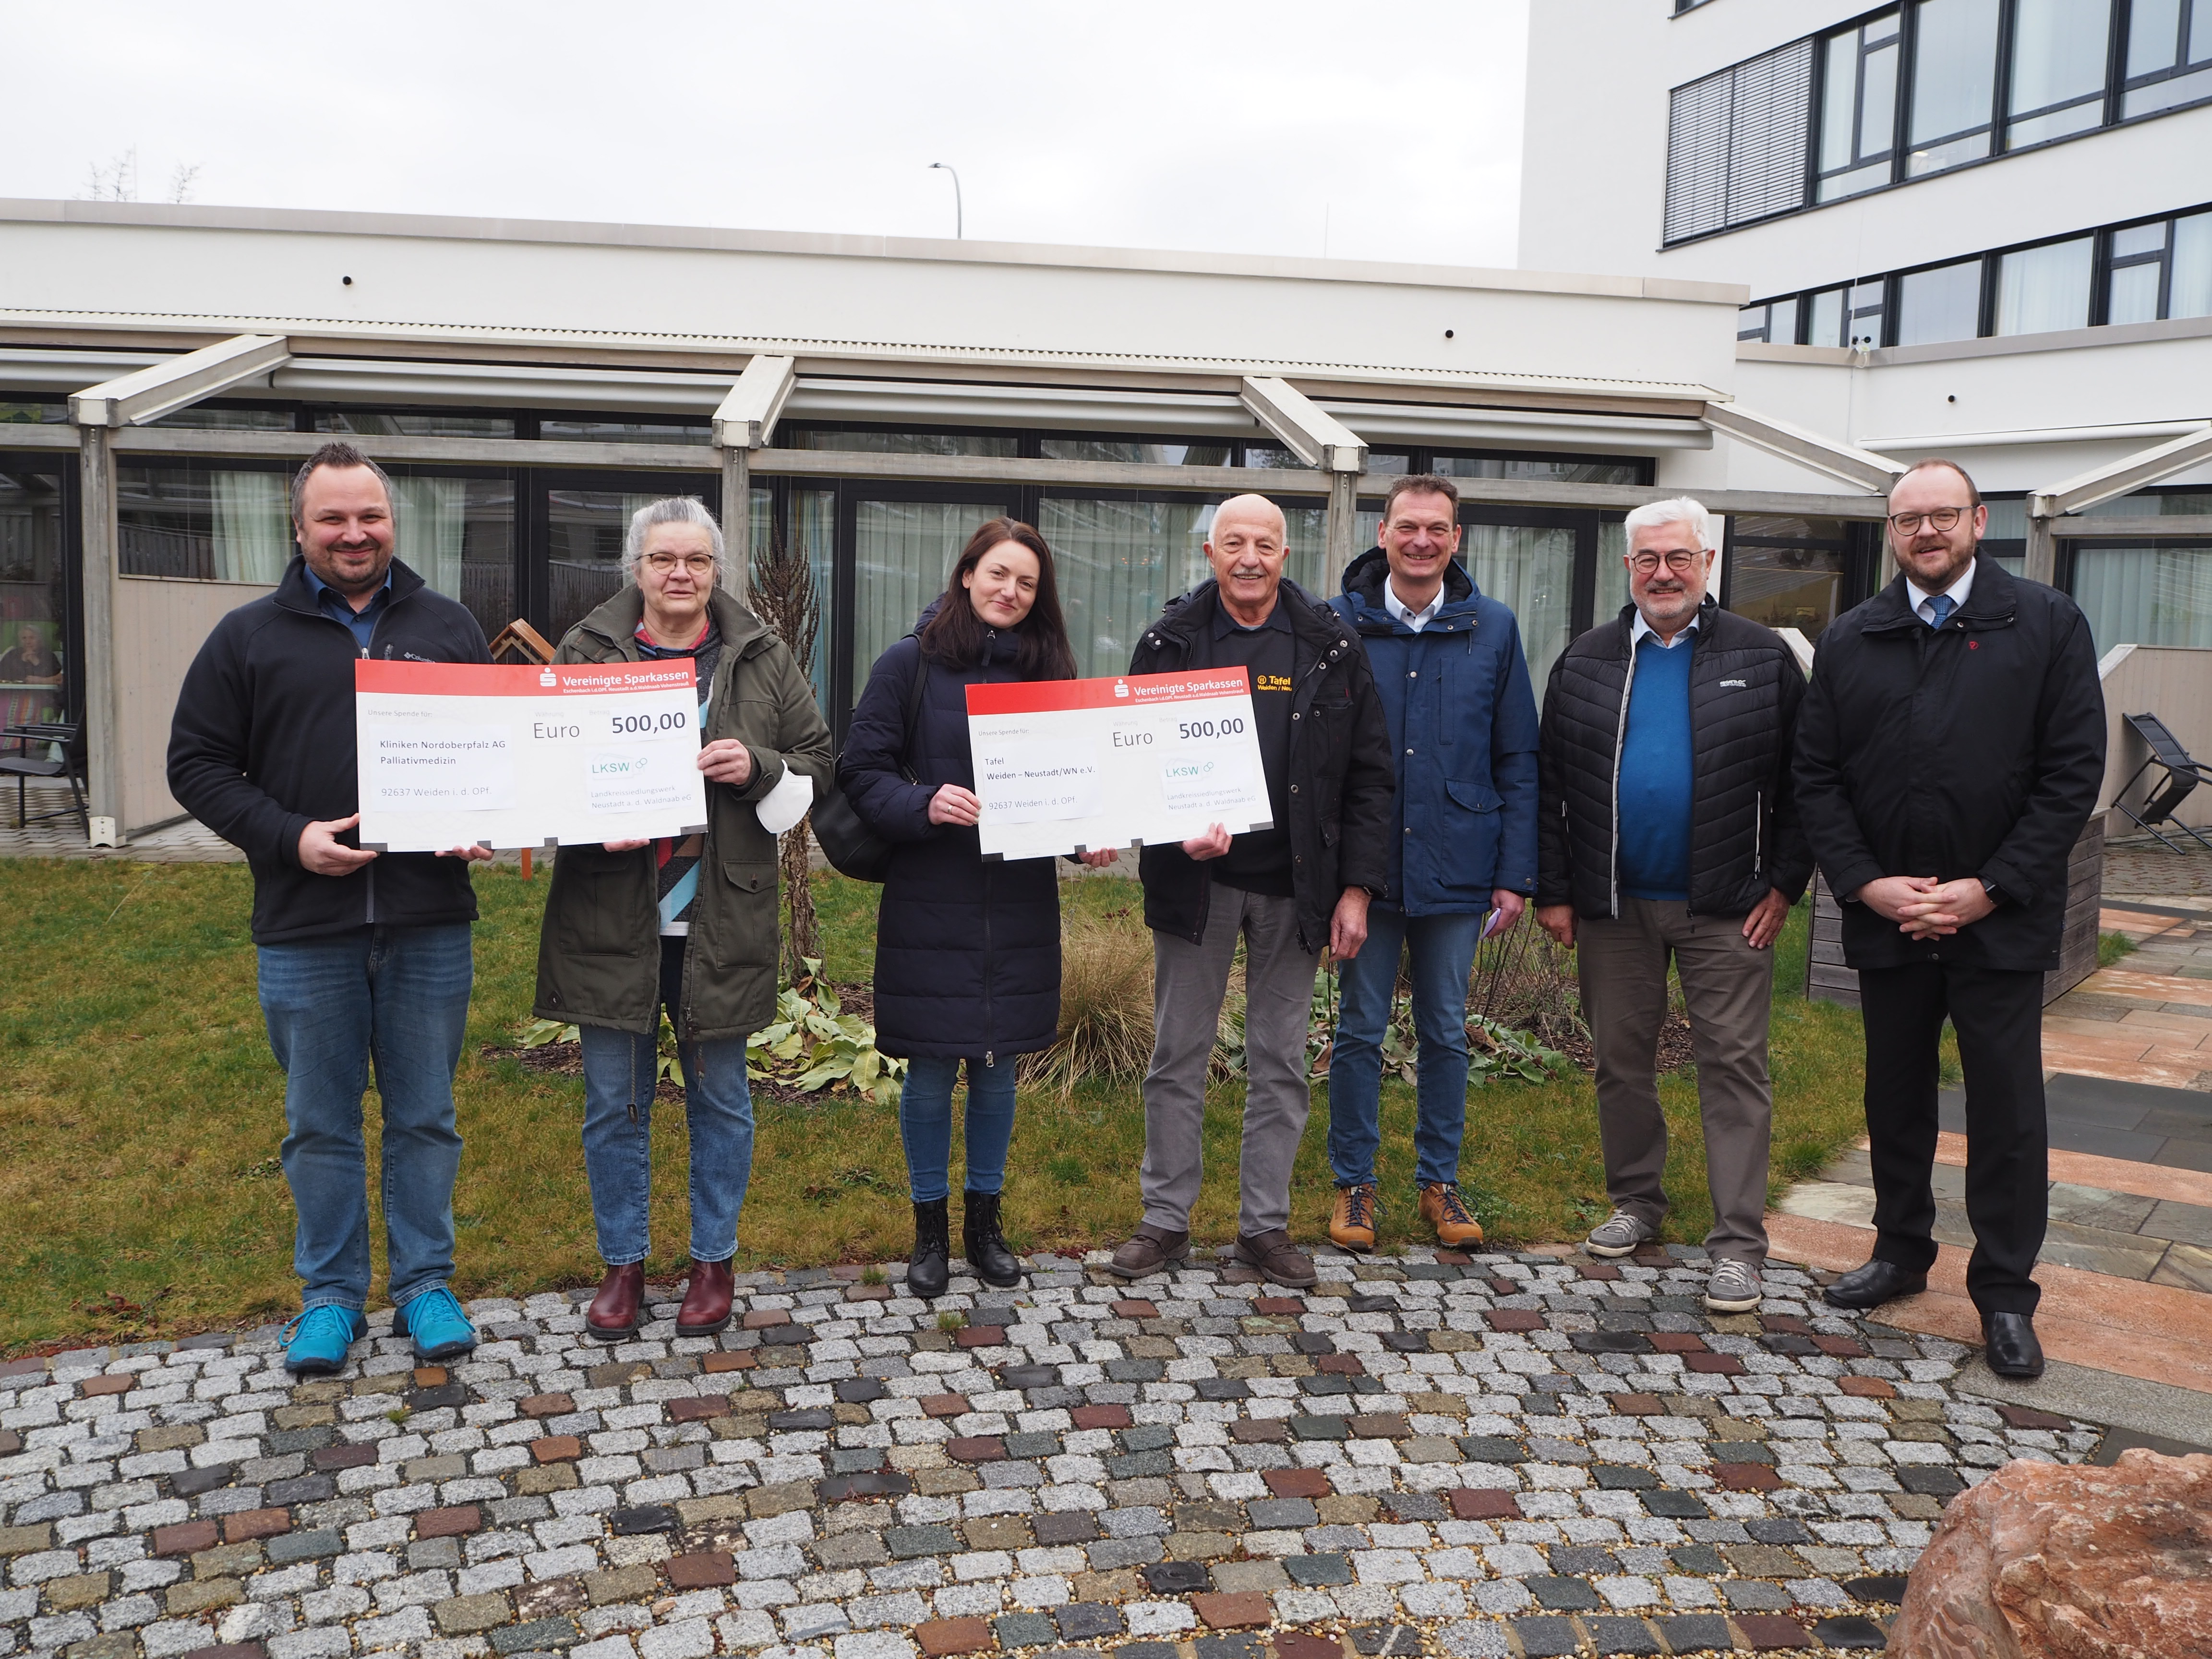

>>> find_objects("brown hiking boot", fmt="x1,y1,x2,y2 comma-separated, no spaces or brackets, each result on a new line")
1108,1226,1189,1280
1232,1227,1318,1288
1329,1183,1379,1251
1419,1182,1485,1249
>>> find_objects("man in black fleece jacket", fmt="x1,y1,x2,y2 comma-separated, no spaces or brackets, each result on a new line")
168,442,493,1376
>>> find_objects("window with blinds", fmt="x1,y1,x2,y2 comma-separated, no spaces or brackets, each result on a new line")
1664,37,1815,244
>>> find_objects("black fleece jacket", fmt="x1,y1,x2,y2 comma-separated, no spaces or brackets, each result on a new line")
1130,578,1394,952
168,555,491,945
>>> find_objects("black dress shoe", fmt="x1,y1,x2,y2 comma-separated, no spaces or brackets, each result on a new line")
1822,1259,1929,1310
1983,1311,2045,1379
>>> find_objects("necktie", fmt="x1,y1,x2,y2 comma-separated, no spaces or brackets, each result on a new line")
1925,594,1955,629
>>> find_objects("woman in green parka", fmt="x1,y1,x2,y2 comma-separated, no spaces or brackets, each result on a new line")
533,497,831,1342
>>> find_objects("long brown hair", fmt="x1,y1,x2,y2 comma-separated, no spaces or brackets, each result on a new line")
918,517,1078,681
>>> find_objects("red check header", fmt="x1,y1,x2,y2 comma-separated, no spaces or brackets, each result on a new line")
964,668,1251,716
354,661,698,697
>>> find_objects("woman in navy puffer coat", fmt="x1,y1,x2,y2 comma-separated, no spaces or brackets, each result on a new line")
839,519,1114,1296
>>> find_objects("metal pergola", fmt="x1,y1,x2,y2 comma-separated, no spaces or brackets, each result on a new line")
22,320,2204,844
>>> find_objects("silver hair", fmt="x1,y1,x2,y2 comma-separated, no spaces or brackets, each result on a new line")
1622,495,1717,552
621,496,724,581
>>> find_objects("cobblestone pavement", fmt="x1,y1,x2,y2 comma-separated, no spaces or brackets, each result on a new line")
0,1248,2098,1659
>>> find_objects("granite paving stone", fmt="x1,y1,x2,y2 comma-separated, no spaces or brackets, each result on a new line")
0,1250,2084,1659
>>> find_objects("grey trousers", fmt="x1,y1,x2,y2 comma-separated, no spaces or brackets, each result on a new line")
1577,897,1775,1265
1141,885,1322,1237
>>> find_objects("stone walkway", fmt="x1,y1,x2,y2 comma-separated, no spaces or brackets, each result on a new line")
0,1249,2079,1659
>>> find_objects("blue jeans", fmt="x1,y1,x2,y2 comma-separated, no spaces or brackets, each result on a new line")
1326,906,1483,1189
257,923,473,1315
579,937,756,1265
900,1056,1017,1203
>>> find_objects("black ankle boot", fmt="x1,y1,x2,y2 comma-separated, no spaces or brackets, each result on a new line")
908,1199,950,1299
963,1189,1023,1289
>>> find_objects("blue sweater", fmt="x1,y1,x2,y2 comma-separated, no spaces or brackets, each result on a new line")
1616,635,1695,901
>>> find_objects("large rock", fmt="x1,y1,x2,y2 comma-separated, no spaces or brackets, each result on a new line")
1892,1448,2212,1657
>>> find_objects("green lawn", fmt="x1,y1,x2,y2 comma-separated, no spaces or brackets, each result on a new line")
0,859,1871,1354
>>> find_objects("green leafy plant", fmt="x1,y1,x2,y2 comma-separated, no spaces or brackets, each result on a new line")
519,1017,578,1047
746,959,906,1107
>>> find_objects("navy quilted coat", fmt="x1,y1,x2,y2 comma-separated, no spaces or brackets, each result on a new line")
837,609,1062,1061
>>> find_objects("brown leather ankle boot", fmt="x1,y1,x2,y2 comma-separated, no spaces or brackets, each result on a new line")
676,1258,735,1336
587,1262,644,1342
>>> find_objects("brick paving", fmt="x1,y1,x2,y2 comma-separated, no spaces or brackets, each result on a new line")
0,1249,2098,1659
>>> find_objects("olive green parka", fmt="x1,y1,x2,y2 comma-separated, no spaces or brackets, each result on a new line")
532,585,832,1041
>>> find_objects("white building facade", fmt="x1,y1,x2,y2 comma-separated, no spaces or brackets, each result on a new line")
1522,0,2212,661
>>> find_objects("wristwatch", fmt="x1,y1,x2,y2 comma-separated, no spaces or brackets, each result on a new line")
1980,878,2005,905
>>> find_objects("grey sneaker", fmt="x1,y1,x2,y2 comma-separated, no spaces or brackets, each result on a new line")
1584,1209,1655,1258
1704,1258,1762,1313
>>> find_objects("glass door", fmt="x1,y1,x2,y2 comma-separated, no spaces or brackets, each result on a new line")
529,470,720,649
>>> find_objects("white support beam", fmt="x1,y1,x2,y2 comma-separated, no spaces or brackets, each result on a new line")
1239,377,1367,474
721,446,750,607
68,334,291,428
712,355,797,451
2028,423,2212,519
1700,402,1908,494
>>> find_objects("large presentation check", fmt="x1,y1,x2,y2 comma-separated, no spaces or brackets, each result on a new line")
967,669,1273,860
355,660,709,852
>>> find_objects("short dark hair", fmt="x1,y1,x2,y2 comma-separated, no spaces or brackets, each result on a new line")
917,517,1078,682
1893,456,1982,509
291,440,396,528
1381,473,1459,523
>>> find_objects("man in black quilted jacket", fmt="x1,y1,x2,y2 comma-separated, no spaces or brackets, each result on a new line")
1537,497,1811,1314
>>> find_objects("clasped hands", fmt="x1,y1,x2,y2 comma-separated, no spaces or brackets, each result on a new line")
1856,874,1995,938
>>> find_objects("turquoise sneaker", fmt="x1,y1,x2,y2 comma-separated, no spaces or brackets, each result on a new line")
283,1305,366,1376
394,1286,478,1363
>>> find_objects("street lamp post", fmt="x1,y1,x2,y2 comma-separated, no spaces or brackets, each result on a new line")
928,162,962,240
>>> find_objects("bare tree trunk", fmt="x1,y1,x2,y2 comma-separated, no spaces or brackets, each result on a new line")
750,521,824,984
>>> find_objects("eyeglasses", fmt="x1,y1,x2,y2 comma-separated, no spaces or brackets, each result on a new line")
1887,506,1972,535
643,553,718,576
1628,549,1706,575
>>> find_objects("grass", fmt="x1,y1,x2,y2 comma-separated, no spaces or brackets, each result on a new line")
2099,929,2139,969
0,858,1873,1353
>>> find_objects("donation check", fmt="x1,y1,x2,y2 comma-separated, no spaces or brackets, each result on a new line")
966,668,1272,860
355,660,708,852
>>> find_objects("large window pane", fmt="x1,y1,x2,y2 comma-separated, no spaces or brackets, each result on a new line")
1726,516,1852,636
1996,237,2094,334
2107,261,2164,324
1820,34,1862,171
1896,258,1984,342
2006,0,2111,144
2173,211,2212,317
392,476,513,643
546,489,664,644
2073,544,2212,651
0,402,68,425
539,418,709,445
1038,440,1231,466
150,405,293,431
2128,0,2183,77
1463,525,1575,686
0,465,67,728
792,430,1019,457
1818,14,1901,201
1595,519,1631,622
316,411,515,438
1038,499,1209,680
119,464,292,583
1807,287,1848,346
1908,0,1999,172
1433,454,1648,486
851,500,1010,708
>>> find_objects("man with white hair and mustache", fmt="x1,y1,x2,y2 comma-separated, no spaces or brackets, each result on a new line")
1537,497,1812,1314
1109,494,1395,1287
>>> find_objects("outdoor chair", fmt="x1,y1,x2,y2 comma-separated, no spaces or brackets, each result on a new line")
2117,712,2212,854
0,719,88,835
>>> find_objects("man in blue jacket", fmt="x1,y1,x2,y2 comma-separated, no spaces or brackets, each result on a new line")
1325,475,1539,1251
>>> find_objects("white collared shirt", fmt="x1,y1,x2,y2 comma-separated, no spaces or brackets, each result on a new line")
1383,577,1445,633
1629,610,1700,649
1905,559,1976,626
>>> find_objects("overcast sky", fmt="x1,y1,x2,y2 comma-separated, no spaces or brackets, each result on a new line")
4,0,1529,267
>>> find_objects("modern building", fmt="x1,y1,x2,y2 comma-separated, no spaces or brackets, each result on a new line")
1523,0,2212,661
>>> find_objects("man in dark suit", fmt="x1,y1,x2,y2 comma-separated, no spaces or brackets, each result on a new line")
1793,457,2105,1379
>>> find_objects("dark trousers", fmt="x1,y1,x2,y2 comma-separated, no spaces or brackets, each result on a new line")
1859,961,2047,1316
